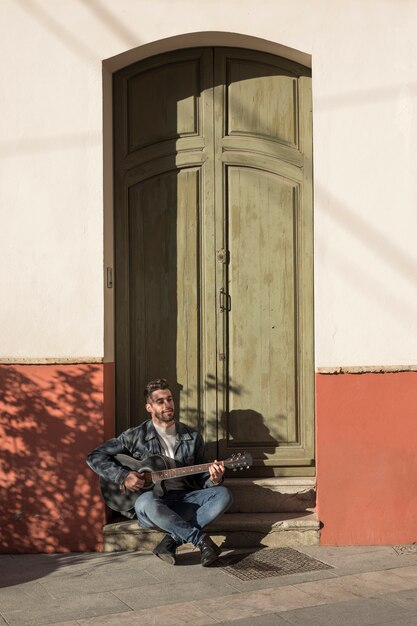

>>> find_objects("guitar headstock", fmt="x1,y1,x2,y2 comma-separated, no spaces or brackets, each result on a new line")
224,452,253,471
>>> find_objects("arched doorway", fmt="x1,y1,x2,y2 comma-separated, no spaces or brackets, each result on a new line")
113,46,314,476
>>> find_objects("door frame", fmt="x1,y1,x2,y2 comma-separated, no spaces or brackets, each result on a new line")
103,35,314,474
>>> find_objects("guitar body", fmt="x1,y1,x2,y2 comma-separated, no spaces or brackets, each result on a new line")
99,451,252,514
99,454,172,513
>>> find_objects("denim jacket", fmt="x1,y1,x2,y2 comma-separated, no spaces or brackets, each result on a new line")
87,419,221,504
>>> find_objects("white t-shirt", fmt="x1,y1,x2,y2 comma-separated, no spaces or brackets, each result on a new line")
154,422,187,491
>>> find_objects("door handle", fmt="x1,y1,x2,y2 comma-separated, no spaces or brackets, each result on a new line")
219,288,231,312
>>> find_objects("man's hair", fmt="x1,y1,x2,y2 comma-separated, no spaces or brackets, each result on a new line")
144,378,170,402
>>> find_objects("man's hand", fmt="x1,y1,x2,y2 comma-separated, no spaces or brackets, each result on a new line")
123,471,145,492
209,460,225,485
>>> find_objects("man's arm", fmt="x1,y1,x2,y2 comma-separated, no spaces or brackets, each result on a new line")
86,431,145,489
193,433,225,488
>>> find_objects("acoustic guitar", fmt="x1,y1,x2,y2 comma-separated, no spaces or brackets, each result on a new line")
100,452,253,513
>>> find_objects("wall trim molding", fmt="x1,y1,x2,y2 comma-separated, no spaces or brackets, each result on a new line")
317,365,417,374
0,358,104,365
4,361,415,371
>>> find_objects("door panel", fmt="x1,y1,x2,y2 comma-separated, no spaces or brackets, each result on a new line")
226,166,297,448
128,168,201,428
226,58,299,146
128,59,201,151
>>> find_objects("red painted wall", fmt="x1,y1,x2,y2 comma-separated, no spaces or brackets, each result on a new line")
316,371,417,545
3,364,416,551
0,363,108,553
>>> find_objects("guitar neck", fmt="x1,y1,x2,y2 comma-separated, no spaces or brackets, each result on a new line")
151,461,220,482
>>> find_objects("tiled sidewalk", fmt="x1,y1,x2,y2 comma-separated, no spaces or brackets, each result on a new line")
1,545,417,625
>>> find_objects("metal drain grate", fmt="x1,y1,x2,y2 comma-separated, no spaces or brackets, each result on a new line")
215,547,333,581
393,545,417,555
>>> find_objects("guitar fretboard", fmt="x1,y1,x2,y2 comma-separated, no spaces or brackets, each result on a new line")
151,462,219,481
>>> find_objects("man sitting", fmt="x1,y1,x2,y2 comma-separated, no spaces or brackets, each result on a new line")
87,378,233,566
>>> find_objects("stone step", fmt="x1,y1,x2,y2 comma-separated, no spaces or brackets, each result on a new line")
225,477,316,513
103,511,320,552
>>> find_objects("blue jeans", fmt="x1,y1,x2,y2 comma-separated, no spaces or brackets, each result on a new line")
135,486,233,546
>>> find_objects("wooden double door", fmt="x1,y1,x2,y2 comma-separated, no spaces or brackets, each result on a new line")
114,47,314,476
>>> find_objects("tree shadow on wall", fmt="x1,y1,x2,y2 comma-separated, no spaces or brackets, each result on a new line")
0,364,106,583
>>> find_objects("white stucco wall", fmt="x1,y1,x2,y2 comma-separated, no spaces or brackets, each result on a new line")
1,0,416,365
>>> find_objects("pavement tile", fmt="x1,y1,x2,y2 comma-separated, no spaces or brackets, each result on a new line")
65,592,131,620
293,577,362,603
0,555,15,575
292,568,417,607
216,613,288,625
302,545,393,559
2,590,131,625
77,602,216,625
3,552,154,582
195,585,320,621
357,569,417,593
38,566,159,598
383,587,417,611
279,595,413,626
303,546,417,568
54,553,155,579
339,557,417,577
0,567,52,588
0,581,55,610
300,573,371,599
113,578,239,610
0,604,76,626
0,554,114,587
307,571,411,599
390,565,417,580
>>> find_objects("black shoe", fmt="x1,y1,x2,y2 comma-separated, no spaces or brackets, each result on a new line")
153,534,181,565
198,535,222,567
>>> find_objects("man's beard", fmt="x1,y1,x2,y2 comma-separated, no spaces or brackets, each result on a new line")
155,412,175,425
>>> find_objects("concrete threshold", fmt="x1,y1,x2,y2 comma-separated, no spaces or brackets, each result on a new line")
103,510,320,552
